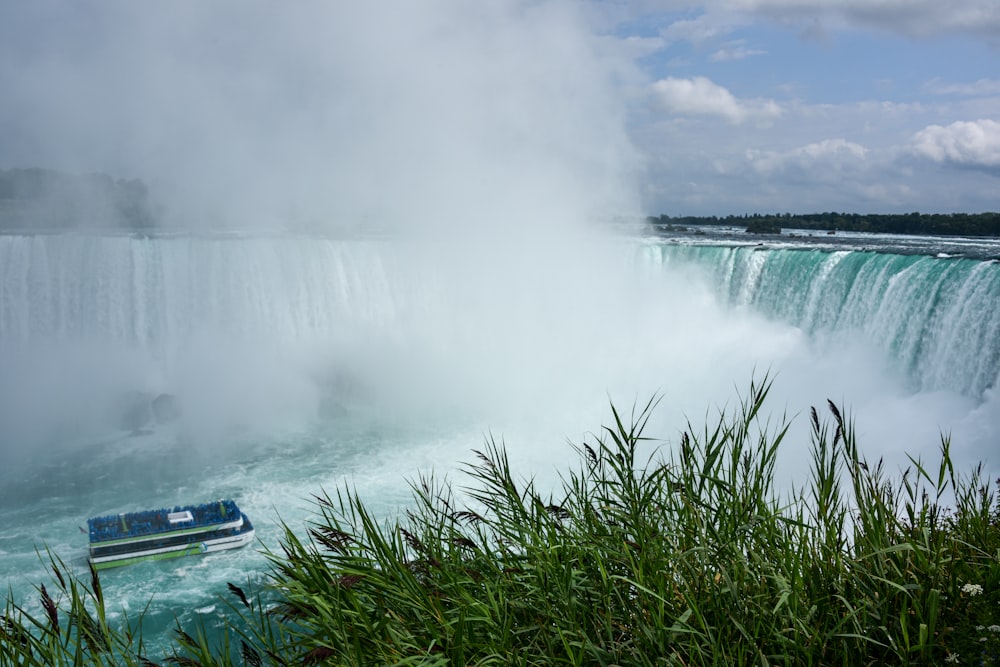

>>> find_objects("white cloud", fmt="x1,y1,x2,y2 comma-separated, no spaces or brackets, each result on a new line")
924,78,1000,97
746,138,869,175
613,1,1000,214
618,0,1000,40
910,119,1000,169
661,14,732,44
650,76,781,123
710,40,766,61
720,0,1000,37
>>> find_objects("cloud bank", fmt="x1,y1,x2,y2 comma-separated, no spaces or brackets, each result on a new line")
625,0,1000,38
747,138,869,176
911,120,1000,171
722,0,1000,37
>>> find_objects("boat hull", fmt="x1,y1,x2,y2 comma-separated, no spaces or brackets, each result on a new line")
90,526,255,570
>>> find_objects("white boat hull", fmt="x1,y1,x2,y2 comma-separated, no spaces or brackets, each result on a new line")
90,527,255,570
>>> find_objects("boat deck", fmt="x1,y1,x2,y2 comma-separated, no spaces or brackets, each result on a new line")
88,500,241,544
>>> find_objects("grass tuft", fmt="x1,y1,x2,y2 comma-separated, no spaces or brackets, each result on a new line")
4,379,1000,665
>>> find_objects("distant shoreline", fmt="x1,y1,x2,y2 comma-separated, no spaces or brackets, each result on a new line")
648,212,1000,238
3,168,998,237
0,167,156,230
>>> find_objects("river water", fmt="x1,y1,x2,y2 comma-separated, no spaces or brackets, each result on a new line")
1,226,997,656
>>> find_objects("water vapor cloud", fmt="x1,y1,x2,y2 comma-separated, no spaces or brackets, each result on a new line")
0,1,641,234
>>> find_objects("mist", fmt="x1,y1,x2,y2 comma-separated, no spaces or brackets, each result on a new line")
4,7,999,654
0,1,994,499
0,1,640,235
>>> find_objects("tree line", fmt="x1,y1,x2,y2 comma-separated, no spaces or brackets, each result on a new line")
0,167,157,229
4,168,998,237
650,211,1000,237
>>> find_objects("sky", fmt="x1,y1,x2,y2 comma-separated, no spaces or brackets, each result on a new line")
608,0,1000,216
0,0,997,223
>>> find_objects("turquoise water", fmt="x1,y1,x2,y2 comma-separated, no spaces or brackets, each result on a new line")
642,244,1000,396
1,231,998,658
0,411,488,654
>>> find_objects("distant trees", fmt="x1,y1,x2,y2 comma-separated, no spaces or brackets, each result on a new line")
0,168,157,230
649,211,1000,237
743,214,782,234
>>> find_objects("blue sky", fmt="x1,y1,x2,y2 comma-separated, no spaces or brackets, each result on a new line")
0,1,997,224
608,1,1000,215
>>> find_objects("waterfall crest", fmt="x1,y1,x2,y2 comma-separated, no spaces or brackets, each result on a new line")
642,244,1000,398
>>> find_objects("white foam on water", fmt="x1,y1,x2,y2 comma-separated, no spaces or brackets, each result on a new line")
0,232,996,658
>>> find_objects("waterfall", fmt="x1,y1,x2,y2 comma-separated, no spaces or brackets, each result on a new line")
0,234,416,349
641,243,1000,398
3,234,998,400
2,233,998,449
0,234,436,443
3,232,997,658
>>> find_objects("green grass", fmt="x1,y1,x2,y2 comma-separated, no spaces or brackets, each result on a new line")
4,377,1000,665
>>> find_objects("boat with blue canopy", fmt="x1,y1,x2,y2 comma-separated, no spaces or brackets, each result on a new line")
87,499,254,570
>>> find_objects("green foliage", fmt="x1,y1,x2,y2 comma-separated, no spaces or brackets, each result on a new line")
651,212,1000,237
4,379,1000,665
0,553,159,666
0,168,156,230
744,218,782,234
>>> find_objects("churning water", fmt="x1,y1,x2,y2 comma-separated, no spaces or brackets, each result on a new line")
1,228,998,654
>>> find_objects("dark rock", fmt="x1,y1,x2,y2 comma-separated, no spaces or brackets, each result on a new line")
152,393,180,423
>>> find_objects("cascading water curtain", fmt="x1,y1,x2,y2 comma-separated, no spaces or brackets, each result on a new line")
641,243,1000,398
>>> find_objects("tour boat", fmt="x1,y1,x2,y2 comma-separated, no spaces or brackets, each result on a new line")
87,499,255,570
